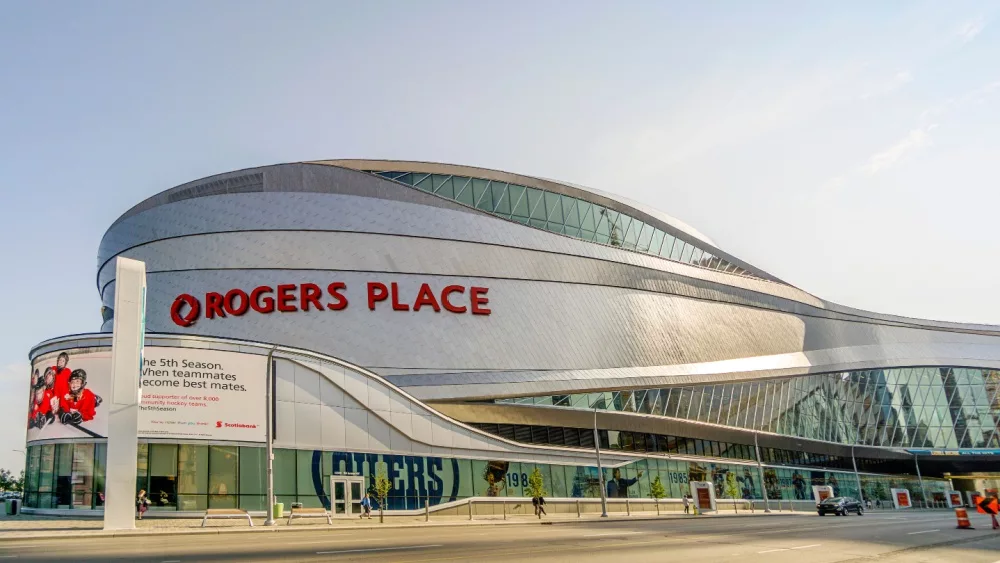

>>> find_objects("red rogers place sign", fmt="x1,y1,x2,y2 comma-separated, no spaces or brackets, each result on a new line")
170,282,490,327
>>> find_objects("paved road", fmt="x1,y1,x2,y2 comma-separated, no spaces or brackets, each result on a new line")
1,511,998,562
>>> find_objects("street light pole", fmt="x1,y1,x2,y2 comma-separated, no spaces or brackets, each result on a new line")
753,432,770,513
263,347,277,526
593,407,608,518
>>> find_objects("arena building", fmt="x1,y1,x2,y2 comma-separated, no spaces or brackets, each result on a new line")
23,160,1000,514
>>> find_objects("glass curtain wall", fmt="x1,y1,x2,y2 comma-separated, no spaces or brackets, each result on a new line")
23,443,950,510
498,367,1000,449
369,171,763,280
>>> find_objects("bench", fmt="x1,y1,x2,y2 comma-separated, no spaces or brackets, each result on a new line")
287,506,333,525
201,508,254,527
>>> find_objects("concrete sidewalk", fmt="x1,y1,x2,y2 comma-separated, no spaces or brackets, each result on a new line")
0,509,816,541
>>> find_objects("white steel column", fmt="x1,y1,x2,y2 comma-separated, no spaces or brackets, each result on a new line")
103,258,146,530
593,407,608,517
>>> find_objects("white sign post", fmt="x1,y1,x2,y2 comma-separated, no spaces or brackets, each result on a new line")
890,488,912,509
812,485,834,503
103,258,146,530
689,481,716,513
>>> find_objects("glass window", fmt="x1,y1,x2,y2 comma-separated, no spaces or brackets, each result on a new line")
208,446,238,508
509,185,529,218
670,241,686,261
562,197,580,228
472,179,492,211
637,224,654,252
681,244,695,263
659,235,676,259
648,229,666,255
136,442,148,496
71,443,95,509
433,176,455,199
454,177,475,206
491,183,510,215
37,444,54,509
148,444,178,510
177,444,208,511
274,449,297,497
413,173,433,192
544,192,563,225
54,444,72,508
623,219,641,250
525,188,546,221
579,203,596,233
690,248,704,266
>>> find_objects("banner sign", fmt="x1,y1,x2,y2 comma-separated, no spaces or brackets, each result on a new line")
906,449,1000,456
891,488,912,509
27,348,266,442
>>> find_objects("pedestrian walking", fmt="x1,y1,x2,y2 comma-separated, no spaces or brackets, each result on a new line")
360,493,372,519
683,494,691,514
532,496,546,518
136,489,149,520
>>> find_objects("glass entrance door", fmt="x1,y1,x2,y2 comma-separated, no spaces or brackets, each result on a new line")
350,480,364,516
332,480,347,515
330,476,366,517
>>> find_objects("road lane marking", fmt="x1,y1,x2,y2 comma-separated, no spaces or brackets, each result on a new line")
161,560,180,563
317,545,442,555
758,544,821,554
907,529,940,535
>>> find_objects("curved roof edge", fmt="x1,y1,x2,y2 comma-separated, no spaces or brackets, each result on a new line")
316,159,782,283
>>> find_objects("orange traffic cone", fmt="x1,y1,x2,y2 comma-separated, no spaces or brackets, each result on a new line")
955,508,974,529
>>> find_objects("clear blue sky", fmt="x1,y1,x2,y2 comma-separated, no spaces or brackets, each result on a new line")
1,1,998,472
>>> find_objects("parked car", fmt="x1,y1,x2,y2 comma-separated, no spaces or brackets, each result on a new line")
818,496,864,516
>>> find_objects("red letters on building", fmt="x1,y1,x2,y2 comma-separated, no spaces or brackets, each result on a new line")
327,282,348,310
441,285,467,313
367,282,389,310
470,287,490,315
250,286,275,313
170,281,491,326
277,284,298,312
412,283,441,312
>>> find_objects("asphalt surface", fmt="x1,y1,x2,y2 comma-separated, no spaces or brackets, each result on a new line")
1,511,998,562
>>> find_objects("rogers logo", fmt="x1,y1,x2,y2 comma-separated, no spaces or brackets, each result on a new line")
171,294,201,327
169,282,490,327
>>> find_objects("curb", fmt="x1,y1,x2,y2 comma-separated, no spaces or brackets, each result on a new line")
0,511,812,541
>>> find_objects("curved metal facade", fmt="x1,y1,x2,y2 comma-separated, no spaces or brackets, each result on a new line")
93,160,1000,453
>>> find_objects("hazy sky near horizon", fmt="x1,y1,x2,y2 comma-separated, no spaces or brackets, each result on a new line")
1,1,999,471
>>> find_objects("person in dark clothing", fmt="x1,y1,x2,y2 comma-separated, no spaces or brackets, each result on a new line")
532,496,546,518
606,468,644,498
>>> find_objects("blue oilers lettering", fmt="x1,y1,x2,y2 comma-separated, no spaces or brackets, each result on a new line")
311,451,460,510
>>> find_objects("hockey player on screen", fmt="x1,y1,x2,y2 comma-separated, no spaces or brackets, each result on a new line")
28,385,55,429
58,369,101,424
50,353,72,400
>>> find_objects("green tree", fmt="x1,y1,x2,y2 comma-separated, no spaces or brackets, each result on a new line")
526,467,547,519
13,471,23,493
0,469,12,492
724,472,741,513
372,463,392,524
649,475,666,514
526,467,546,499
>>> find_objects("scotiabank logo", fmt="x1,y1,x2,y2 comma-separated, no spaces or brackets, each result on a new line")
216,420,257,429
170,281,490,327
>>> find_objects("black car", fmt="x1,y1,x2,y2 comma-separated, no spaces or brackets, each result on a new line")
817,496,864,516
